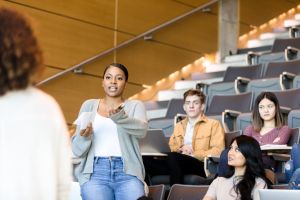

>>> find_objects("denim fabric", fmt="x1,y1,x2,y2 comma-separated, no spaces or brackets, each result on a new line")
285,144,300,182
80,157,144,200
285,160,294,182
218,149,233,177
289,168,300,190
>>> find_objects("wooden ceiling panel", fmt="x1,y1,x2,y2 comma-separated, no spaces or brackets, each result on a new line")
8,0,116,28
154,10,218,54
239,0,298,34
117,0,192,34
83,39,199,85
0,1,132,69
172,0,213,7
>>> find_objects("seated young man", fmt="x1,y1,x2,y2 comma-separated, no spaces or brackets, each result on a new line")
168,89,225,185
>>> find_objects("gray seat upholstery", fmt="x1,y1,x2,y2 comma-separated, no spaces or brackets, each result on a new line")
237,88,300,131
148,184,166,200
148,99,185,137
288,109,300,128
205,92,252,131
167,184,209,200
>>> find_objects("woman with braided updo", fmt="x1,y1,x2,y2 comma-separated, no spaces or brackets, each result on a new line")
0,7,71,200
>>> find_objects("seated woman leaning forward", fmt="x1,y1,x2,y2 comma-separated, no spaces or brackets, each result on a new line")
203,135,270,200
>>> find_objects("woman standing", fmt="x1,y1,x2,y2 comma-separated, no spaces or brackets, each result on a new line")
72,63,148,200
244,92,291,169
203,135,269,200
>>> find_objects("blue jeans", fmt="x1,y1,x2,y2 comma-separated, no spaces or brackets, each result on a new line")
218,149,233,177
289,168,300,190
81,157,144,200
285,144,300,182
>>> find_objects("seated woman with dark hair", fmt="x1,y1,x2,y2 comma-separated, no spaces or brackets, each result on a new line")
244,92,291,170
203,135,270,200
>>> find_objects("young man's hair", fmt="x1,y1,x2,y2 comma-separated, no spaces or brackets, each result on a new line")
183,89,206,104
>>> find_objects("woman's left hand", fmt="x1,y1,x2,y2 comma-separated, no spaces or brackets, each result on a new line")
108,104,123,116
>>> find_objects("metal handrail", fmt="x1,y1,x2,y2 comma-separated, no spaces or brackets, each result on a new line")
37,0,218,86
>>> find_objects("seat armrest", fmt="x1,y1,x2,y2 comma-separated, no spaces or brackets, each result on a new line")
285,46,300,61
222,110,241,132
204,155,220,177
235,77,250,93
224,109,241,117
281,71,296,80
279,72,296,90
196,81,210,93
236,76,251,84
289,26,300,38
209,156,220,162
247,51,262,65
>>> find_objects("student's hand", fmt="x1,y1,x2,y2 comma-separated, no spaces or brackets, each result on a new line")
179,145,193,155
273,137,280,143
80,122,93,137
108,104,124,116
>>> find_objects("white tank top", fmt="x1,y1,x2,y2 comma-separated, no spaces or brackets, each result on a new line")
93,113,122,157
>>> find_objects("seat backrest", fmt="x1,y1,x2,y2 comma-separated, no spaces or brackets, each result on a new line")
271,37,300,53
263,60,300,78
287,128,300,146
144,100,169,111
148,184,165,200
225,130,242,148
206,92,252,116
271,184,289,189
167,184,209,200
165,99,185,118
273,88,300,109
223,64,263,82
246,79,281,102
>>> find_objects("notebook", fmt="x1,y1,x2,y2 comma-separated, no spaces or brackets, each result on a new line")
139,129,170,156
259,189,300,200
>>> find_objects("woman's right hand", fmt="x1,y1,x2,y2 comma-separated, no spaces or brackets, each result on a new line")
80,122,93,137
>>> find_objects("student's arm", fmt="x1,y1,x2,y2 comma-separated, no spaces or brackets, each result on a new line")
202,177,219,200
272,126,292,144
243,125,253,137
252,178,267,200
71,100,94,158
110,101,148,138
169,123,184,152
194,120,225,160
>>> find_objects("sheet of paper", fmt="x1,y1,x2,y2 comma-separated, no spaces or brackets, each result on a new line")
73,112,93,130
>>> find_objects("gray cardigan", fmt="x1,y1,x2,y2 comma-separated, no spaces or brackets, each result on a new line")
71,99,148,185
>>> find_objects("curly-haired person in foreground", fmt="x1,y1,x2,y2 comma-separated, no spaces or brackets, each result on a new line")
0,7,72,200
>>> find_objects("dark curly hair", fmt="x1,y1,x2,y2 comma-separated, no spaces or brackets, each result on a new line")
225,135,270,200
0,7,43,96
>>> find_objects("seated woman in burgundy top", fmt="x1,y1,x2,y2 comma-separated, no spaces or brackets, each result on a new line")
244,91,292,170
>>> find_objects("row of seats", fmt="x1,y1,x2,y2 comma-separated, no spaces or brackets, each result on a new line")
200,59,300,107
139,127,300,188
147,87,300,135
